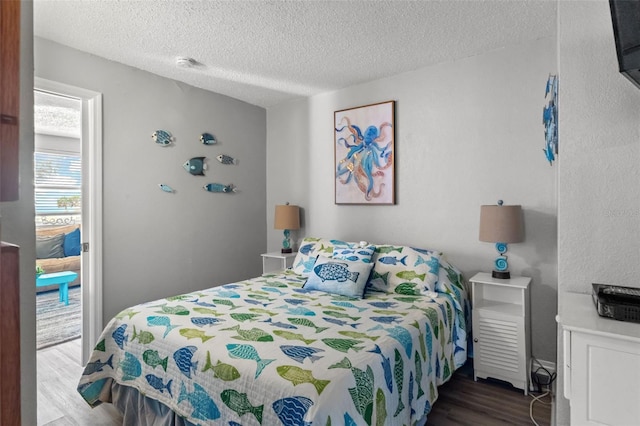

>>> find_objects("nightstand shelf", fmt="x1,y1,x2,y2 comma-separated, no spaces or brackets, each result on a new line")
261,251,297,274
475,300,523,317
470,272,531,395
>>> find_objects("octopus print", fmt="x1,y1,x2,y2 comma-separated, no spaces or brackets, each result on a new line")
334,101,395,204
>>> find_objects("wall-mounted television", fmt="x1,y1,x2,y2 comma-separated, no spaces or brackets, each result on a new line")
610,0,640,88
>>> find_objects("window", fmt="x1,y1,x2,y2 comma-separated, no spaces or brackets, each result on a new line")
34,90,82,228
34,151,81,227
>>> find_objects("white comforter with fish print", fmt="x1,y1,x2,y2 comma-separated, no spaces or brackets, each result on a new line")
77,270,468,426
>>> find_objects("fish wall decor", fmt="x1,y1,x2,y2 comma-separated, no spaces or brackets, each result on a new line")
204,183,237,193
216,154,237,165
200,133,216,145
158,184,175,193
183,157,207,176
542,74,558,165
152,130,174,147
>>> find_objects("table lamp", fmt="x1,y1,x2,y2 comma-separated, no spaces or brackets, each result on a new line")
479,200,524,279
274,203,300,253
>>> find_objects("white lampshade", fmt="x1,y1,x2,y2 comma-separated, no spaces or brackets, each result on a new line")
479,204,524,243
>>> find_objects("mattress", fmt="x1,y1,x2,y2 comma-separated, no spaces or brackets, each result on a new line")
78,269,468,425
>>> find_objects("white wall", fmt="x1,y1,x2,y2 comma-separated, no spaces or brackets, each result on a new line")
267,37,558,363
556,1,640,424
34,38,268,321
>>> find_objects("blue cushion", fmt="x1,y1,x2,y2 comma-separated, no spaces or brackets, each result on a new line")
63,228,81,257
303,255,373,298
36,233,65,259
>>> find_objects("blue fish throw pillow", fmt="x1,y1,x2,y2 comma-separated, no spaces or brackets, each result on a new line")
63,227,81,257
304,255,374,298
367,245,440,294
332,243,376,263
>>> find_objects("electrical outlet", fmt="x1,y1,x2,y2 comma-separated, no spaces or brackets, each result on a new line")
531,370,553,393
535,371,551,385
530,360,556,393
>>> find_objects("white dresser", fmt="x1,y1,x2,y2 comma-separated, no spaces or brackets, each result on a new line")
558,291,640,426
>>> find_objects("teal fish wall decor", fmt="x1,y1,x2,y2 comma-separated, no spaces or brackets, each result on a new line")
204,183,237,193
200,133,216,145
158,184,175,193
183,157,207,176
542,74,558,165
152,130,174,147
216,154,236,165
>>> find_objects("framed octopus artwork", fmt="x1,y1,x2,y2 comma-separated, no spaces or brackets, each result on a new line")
334,100,395,205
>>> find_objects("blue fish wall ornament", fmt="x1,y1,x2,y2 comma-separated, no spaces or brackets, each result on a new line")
204,183,237,193
200,133,216,145
216,154,237,165
158,184,175,193
183,157,207,176
152,130,174,146
542,74,558,165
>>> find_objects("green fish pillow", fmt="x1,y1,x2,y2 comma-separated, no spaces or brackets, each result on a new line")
367,245,441,295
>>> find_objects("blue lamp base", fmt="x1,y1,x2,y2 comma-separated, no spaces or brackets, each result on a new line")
492,242,510,279
281,229,292,253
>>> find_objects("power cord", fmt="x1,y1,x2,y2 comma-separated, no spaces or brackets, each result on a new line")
530,391,552,426
529,358,556,425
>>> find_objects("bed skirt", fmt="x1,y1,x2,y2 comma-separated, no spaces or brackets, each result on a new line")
97,378,198,426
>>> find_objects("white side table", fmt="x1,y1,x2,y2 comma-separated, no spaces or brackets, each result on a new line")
261,251,297,274
469,272,531,395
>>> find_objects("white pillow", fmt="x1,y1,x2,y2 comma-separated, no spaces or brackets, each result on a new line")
292,237,336,275
332,243,376,263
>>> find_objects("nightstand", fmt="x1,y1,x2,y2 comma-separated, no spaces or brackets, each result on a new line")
261,251,297,274
469,272,531,395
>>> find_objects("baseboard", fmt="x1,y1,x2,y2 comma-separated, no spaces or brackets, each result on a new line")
535,358,556,375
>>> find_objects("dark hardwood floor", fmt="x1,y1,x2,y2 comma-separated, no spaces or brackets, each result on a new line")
428,367,552,425
38,340,551,425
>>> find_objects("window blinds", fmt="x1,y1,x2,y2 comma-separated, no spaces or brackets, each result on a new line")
34,151,81,225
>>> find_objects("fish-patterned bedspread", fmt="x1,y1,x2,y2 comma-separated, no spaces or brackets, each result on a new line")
78,270,468,425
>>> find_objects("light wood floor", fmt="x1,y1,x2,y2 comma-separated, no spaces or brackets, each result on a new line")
37,338,122,426
37,339,551,425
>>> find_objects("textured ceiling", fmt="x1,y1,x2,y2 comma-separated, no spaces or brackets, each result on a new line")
33,1,557,108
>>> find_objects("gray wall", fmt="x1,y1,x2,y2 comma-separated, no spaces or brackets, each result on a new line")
267,37,558,363
34,38,268,321
556,1,640,424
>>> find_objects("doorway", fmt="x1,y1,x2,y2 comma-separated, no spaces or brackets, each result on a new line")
34,90,83,351
34,78,103,365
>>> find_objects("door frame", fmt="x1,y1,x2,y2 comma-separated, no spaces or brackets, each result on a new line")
34,77,103,364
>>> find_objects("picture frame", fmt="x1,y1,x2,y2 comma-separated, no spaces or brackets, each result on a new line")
334,100,395,205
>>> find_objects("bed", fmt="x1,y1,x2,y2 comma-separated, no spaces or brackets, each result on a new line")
78,239,470,425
